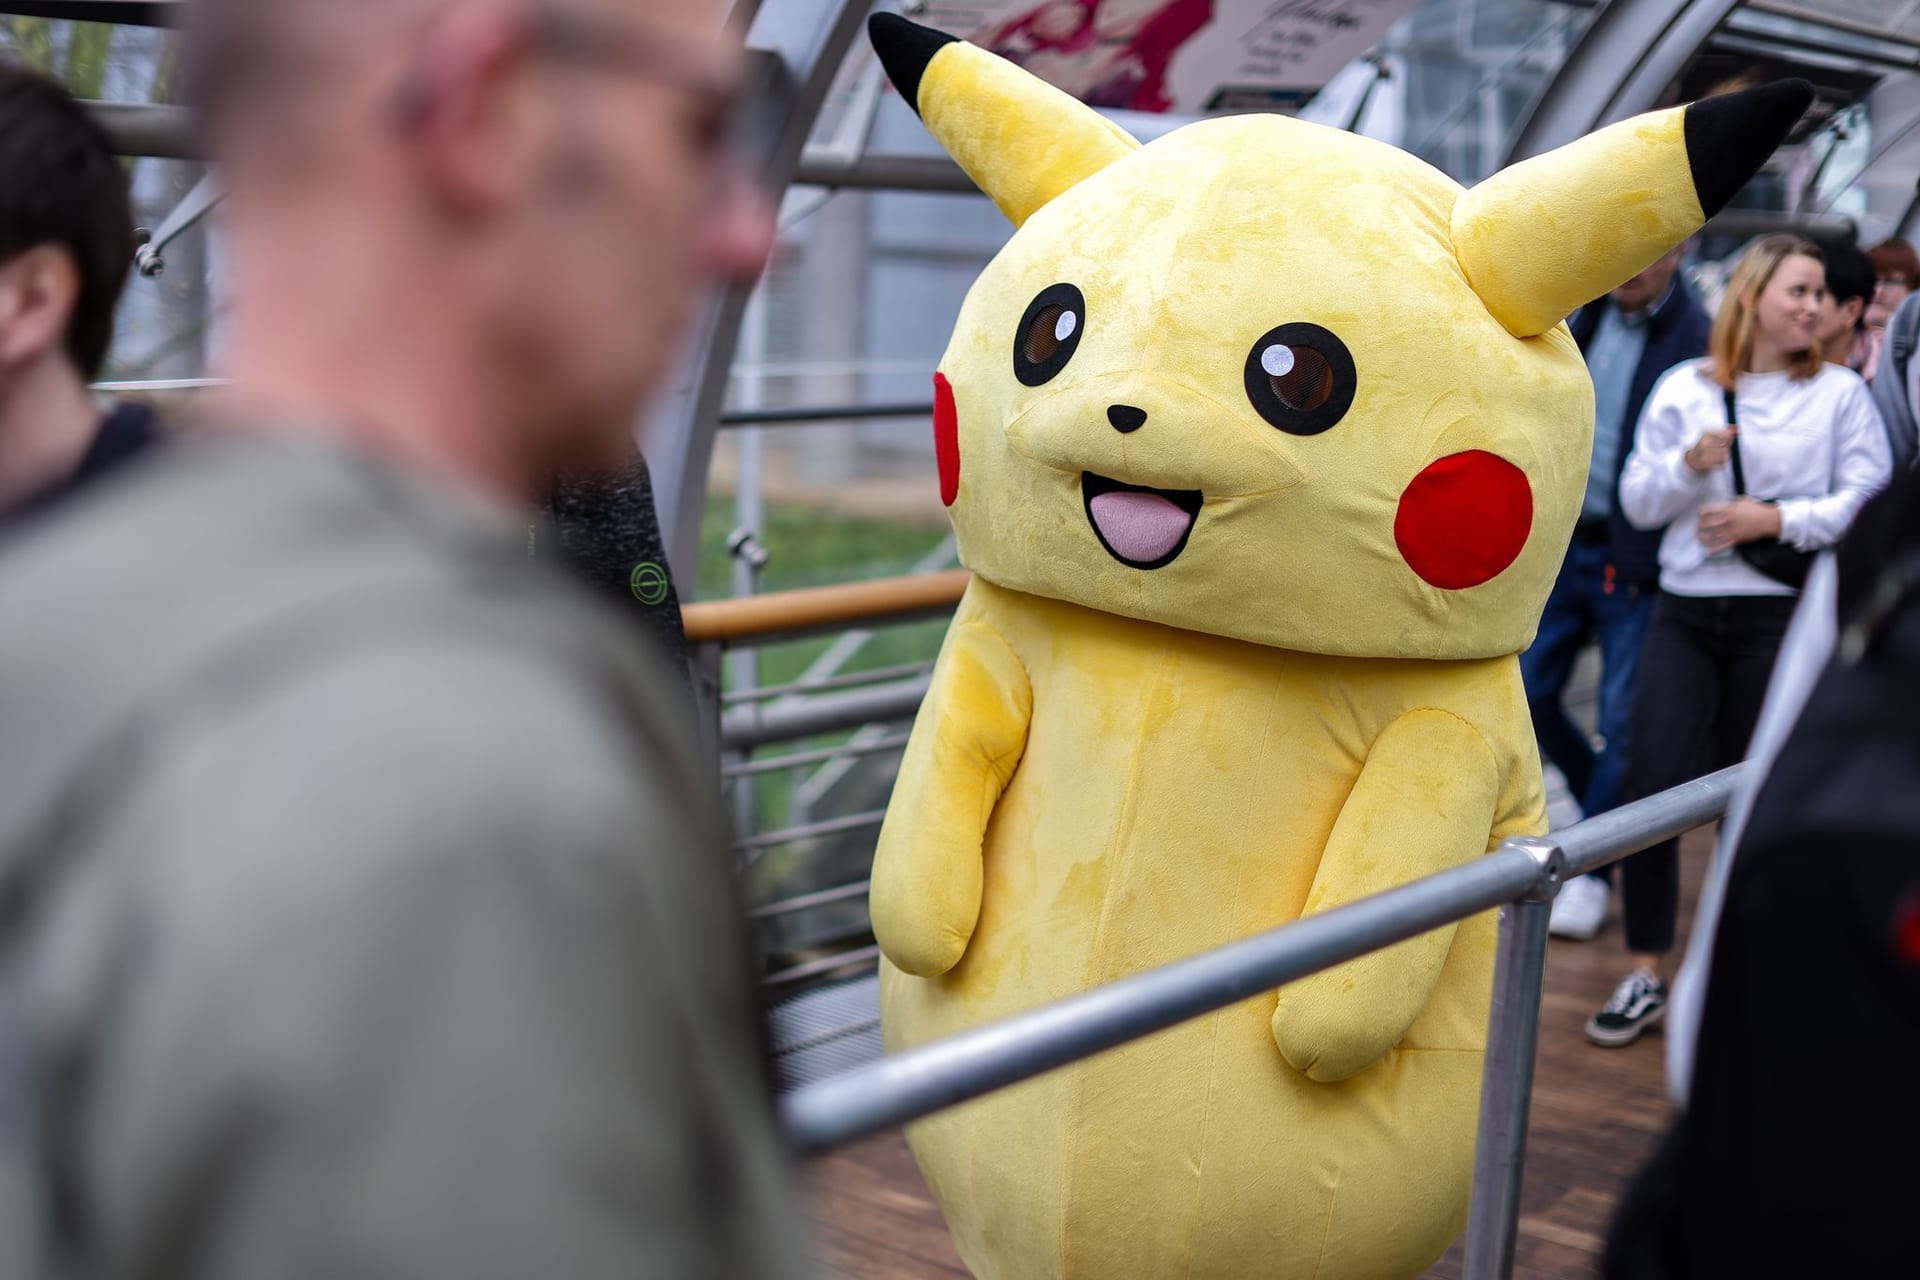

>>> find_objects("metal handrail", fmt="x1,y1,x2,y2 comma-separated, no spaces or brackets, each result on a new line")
724,731,913,779
722,675,929,752
778,764,1746,1278
765,944,885,989
732,808,888,856
748,879,872,920
722,660,936,706
719,401,935,427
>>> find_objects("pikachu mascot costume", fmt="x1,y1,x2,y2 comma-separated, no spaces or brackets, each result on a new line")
866,14,1807,1277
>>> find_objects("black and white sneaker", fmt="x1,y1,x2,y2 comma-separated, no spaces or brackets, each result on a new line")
1585,969,1667,1047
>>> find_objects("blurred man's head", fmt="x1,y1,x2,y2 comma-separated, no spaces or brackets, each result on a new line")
1609,244,1686,315
1814,237,1874,361
0,62,134,399
190,0,773,493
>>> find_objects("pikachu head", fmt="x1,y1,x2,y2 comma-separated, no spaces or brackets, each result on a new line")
874,15,1808,659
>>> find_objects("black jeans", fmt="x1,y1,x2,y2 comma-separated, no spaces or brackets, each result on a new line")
1618,591,1795,956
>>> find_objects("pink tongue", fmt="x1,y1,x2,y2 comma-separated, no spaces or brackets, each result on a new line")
1089,490,1195,563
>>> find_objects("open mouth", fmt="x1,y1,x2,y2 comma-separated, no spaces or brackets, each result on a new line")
1082,472,1204,569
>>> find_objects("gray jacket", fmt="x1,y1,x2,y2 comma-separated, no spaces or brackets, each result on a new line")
0,437,806,1279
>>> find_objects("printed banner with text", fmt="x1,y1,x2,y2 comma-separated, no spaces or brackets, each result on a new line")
906,1,1421,115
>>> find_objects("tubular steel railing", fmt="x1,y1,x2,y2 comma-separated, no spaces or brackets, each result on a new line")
721,661,936,706
777,765,1746,1280
718,401,937,428
723,731,913,779
732,808,888,858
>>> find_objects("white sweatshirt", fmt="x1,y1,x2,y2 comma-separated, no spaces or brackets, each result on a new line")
1619,360,1890,597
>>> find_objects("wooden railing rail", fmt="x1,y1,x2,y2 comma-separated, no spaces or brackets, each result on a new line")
682,569,971,646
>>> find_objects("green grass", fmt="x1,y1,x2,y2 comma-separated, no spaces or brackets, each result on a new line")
697,498,955,858
697,498,955,690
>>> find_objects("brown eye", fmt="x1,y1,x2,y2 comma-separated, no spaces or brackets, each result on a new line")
1244,323,1356,435
1262,344,1336,412
1024,305,1074,363
1014,283,1085,387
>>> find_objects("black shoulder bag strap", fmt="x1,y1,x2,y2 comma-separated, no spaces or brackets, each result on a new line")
1723,387,1748,496
1720,385,1813,588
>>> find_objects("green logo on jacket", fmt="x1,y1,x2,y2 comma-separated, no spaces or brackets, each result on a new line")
630,562,670,606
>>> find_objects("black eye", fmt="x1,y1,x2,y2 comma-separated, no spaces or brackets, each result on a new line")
1014,283,1085,387
1243,323,1356,435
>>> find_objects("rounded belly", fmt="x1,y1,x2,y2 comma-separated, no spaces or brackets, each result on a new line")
883,964,1483,1280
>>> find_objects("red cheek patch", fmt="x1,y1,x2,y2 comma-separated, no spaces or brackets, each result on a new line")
1394,450,1533,590
933,372,960,507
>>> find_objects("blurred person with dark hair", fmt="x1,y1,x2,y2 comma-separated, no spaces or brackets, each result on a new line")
1860,237,1920,380
1872,289,1920,473
1814,236,1875,374
542,450,691,683
0,2,803,1277
1866,238,1919,329
0,60,154,521
1525,244,1709,942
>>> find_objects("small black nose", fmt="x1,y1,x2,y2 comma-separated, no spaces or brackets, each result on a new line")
1107,404,1147,433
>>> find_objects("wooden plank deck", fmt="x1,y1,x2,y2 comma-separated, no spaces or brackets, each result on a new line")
803,828,1713,1279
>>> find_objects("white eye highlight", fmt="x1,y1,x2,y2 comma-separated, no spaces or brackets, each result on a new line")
1055,311,1079,343
1261,344,1296,377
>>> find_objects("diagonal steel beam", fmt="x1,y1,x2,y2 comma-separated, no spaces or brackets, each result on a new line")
642,0,873,592
1505,0,1740,164
86,99,195,159
134,172,223,276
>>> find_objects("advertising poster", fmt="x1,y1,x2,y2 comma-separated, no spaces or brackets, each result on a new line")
907,0,1422,115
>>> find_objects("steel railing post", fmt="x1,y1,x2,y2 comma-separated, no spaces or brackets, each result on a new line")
1463,836,1564,1279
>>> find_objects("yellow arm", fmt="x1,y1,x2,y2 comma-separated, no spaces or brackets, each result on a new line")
1272,707,1501,1082
870,618,1032,977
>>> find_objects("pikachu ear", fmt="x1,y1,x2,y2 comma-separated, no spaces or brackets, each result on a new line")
1453,80,1813,339
869,13,1139,228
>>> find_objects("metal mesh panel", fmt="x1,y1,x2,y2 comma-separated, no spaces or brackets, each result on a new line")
766,972,884,1093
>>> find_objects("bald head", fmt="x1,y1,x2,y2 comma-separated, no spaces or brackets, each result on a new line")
191,0,736,175
190,0,404,131
193,0,771,500
191,0,718,120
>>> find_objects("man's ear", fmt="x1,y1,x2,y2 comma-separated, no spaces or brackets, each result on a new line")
0,245,81,368
1843,296,1866,330
393,3,541,217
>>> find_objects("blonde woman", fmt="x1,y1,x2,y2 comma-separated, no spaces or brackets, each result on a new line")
1588,234,1891,1047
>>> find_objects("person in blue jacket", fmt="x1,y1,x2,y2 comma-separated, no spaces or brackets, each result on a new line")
1524,245,1711,940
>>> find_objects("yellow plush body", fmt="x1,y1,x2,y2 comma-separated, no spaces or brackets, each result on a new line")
864,16,1804,1278
883,579,1543,1277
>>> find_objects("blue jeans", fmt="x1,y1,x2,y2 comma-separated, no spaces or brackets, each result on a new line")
1520,539,1656,834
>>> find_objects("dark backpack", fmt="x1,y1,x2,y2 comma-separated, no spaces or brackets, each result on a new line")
1605,473,1920,1278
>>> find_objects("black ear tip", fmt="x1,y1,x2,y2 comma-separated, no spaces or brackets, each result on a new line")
1684,79,1816,219
869,13,960,119
1731,78,1816,136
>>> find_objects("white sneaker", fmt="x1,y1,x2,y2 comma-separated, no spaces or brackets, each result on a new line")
1548,874,1610,940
